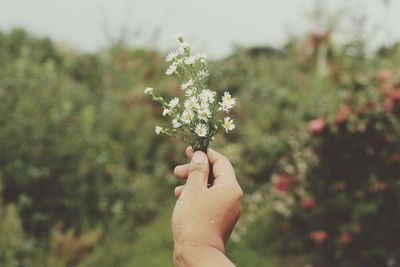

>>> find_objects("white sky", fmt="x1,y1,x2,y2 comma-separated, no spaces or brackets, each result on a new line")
0,0,399,58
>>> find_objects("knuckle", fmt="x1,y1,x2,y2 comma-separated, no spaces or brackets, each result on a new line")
189,164,208,175
220,155,231,165
238,187,244,199
236,205,243,218
231,184,243,201
226,185,243,203
235,188,244,202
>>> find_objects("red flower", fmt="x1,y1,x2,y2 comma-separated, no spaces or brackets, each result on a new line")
388,154,400,162
379,83,395,97
369,181,388,193
356,101,375,114
275,174,294,193
390,90,400,101
334,181,347,191
300,197,316,210
335,105,351,125
378,69,392,83
340,231,352,245
310,230,328,243
308,117,327,135
384,98,395,112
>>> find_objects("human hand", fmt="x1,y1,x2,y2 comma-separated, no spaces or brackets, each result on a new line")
172,147,243,267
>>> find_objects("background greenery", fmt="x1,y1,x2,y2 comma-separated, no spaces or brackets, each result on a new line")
0,15,399,267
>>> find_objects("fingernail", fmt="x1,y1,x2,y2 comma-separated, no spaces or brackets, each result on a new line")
191,151,205,164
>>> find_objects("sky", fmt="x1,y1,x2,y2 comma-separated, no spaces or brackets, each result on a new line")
0,0,399,58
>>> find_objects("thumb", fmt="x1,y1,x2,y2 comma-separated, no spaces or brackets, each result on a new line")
186,151,209,189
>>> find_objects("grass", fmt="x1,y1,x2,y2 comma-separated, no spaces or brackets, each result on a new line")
125,196,286,267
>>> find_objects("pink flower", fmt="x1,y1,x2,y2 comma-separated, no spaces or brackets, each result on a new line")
388,154,400,162
356,101,375,114
379,83,395,97
308,117,327,135
310,230,328,243
384,98,394,112
274,174,295,193
369,181,388,193
340,231,352,245
390,90,400,101
378,69,392,83
300,197,316,210
335,105,351,125
334,181,347,191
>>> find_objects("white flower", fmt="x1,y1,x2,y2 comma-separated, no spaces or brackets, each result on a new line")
163,108,170,116
222,91,235,105
273,201,292,218
184,56,196,65
165,50,180,62
197,70,209,79
181,109,195,124
172,117,182,128
184,96,198,110
195,123,208,137
169,97,179,109
185,89,194,97
155,126,163,135
181,79,194,90
144,87,153,94
195,53,207,63
197,100,209,109
219,91,236,112
150,34,237,141
222,117,235,133
174,32,184,40
178,47,185,55
199,89,216,103
197,106,211,121
180,42,190,49
166,63,178,75
195,53,207,60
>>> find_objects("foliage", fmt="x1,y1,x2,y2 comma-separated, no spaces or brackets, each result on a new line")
0,26,400,267
0,177,30,267
268,51,400,266
0,28,180,266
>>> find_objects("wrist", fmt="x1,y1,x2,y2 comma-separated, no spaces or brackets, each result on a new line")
174,243,233,267
173,231,225,254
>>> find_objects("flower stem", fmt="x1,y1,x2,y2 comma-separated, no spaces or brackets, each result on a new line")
194,146,213,188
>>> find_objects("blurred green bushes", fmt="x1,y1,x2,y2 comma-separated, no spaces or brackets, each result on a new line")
0,27,400,267
268,68,400,266
0,28,182,266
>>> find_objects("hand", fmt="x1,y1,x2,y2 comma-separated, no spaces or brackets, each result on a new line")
172,147,243,267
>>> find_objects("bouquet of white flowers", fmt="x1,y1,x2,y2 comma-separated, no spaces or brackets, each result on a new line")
145,33,236,154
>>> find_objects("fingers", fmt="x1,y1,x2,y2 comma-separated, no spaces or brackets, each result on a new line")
186,146,194,160
174,185,185,198
174,147,236,189
186,151,209,189
207,148,236,184
174,164,190,179
172,147,194,180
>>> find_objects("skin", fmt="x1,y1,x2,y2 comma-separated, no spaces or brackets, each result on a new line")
172,147,243,267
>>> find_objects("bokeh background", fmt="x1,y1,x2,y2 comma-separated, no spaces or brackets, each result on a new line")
1,0,400,266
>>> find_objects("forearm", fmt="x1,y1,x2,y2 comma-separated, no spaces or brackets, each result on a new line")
174,245,235,267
